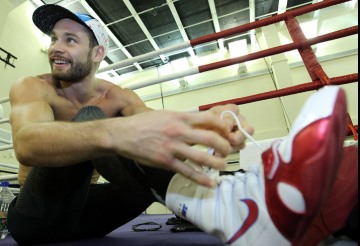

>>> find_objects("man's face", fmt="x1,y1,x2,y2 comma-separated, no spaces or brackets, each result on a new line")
48,19,94,82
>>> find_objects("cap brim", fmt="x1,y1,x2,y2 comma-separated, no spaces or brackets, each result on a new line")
33,4,89,35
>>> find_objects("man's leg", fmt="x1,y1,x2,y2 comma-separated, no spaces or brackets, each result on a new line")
92,155,175,204
8,160,95,244
8,106,163,244
68,106,174,237
166,86,348,246
7,106,106,244
72,106,175,236
71,106,175,203
72,105,175,202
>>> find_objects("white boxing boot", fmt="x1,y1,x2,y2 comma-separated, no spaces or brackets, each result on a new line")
166,86,348,246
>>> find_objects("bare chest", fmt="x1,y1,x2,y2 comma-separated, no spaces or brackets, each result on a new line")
51,97,120,121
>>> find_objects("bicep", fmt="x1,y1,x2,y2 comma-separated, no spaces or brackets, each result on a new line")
10,101,54,133
9,79,55,136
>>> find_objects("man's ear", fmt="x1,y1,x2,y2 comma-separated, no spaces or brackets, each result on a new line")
93,45,105,62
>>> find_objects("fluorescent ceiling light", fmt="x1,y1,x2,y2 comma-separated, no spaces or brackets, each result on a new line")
228,39,249,58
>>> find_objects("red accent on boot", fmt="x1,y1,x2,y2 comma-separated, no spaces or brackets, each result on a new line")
296,146,358,246
262,89,347,243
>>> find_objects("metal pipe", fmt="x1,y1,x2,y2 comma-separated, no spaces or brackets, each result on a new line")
0,97,9,104
0,144,13,151
0,137,12,144
0,174,18,181
0,118,10,124
0,162,18,170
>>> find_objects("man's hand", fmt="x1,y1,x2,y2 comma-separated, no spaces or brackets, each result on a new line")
209,104,254,153
110,106,254,188
112,110,233,187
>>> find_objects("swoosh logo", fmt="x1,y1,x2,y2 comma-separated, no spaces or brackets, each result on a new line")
226,199,259,244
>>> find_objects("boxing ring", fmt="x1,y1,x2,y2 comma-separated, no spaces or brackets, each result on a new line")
98,0,358,140
0,0,358,244
0,98,18,185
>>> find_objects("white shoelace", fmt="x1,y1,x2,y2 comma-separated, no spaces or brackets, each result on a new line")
220,110,261,150
205,110,263,182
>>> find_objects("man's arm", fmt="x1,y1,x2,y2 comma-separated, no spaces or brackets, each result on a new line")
10,77,237,187
115,86,255,162
9,77,117,167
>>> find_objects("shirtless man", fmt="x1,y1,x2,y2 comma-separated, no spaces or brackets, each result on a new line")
7,4,353,246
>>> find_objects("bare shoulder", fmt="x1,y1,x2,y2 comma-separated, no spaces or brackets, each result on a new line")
99,79,140,101
12,74,54,90
97,79,149,116
10,74,57,102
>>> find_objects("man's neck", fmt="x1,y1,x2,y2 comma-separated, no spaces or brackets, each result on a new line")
58,76,99,105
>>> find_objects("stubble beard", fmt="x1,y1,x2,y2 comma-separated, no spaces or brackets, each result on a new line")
51,51,93,83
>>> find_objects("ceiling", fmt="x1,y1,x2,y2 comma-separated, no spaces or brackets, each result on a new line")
39,0,312,77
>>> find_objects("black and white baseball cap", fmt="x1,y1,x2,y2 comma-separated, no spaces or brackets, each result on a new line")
32,4,109,55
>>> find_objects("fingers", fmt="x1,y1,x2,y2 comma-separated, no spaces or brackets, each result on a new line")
209,104,239,116
174,142,227,170
207,104,255,154
136,145,221,188
183,111,230,138
179,128,231,157
181,107,255,154
169,158,217,188
170,143,226,187
228,124,255,147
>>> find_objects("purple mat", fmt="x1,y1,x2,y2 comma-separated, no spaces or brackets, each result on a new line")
1,214,223,245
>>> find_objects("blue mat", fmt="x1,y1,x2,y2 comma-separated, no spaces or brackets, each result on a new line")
2,214,223,245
